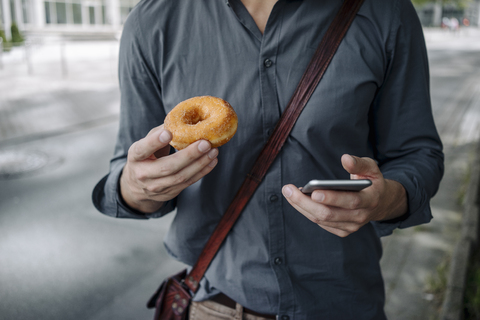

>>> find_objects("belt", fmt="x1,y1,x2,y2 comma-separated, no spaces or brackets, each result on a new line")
210,293,276,319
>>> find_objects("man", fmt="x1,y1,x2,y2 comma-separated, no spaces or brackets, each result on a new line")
92,0,444,319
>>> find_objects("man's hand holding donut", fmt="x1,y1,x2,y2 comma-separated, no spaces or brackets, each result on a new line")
120,125,219,213
282,155,408,237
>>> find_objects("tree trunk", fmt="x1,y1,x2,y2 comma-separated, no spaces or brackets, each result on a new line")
433,0,443,27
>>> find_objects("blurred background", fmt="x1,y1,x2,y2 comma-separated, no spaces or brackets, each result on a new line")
1,0,480,319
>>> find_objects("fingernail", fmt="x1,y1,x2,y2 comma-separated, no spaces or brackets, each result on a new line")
349,155,357,165
159,130,171,143
208,158,218,168
312,192,325,202
282,186,293,198
198,140,211,153
208,148,218,159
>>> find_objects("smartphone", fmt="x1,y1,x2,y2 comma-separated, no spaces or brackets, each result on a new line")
301,179,372,193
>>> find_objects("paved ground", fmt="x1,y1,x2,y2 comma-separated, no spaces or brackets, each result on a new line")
381,27,480,319
0,28,479,319
0,40,120,146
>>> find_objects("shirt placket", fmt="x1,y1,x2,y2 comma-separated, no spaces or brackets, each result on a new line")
259,3,295,319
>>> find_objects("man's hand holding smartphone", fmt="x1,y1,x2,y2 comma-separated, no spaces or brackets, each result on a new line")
282,154,408,237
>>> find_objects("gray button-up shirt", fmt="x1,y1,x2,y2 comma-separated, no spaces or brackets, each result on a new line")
92,0,444,318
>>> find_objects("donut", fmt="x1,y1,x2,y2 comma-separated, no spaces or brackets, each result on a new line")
164,96,238,150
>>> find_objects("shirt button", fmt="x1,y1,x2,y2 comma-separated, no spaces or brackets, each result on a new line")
266,128,273,137
281,316,290,320
274,257,282,265
269,194,278,202
264,59,273,68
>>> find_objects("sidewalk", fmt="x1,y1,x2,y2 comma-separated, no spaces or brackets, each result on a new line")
423,27,480,51
0,40,120,147
382,27,480,319
1,28,479,319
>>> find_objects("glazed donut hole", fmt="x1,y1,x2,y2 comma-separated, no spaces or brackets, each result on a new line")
182,107,210,125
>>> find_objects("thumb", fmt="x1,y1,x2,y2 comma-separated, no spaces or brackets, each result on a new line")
130,125,172,161
341,154,381,179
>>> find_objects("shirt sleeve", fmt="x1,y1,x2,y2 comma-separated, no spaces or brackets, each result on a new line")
91,8,176,219
370,0,444,237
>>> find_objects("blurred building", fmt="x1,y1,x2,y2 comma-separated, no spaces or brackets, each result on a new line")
1,0,479,42
415,0,480,27
0,0,140,41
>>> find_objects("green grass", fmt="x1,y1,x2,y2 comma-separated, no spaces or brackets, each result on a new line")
425,256,450,310
464,250,480,319
456,157,472,206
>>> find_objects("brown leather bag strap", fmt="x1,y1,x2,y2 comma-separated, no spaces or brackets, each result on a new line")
185,0,365,293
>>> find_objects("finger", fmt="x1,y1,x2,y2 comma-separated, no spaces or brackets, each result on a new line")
283,190,362,234
175,157,218,189
341,154,382,179
130,126,173,162
310,189,366,210
283,185,368,225
282,185,331,223
148,157,219,200
160,149,219,186
319,225,352,238
149,141,215,179
311,188,379,224
282,188,366,236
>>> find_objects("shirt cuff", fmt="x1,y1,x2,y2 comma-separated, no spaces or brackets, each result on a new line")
371,171,433,237
92,162,176,219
